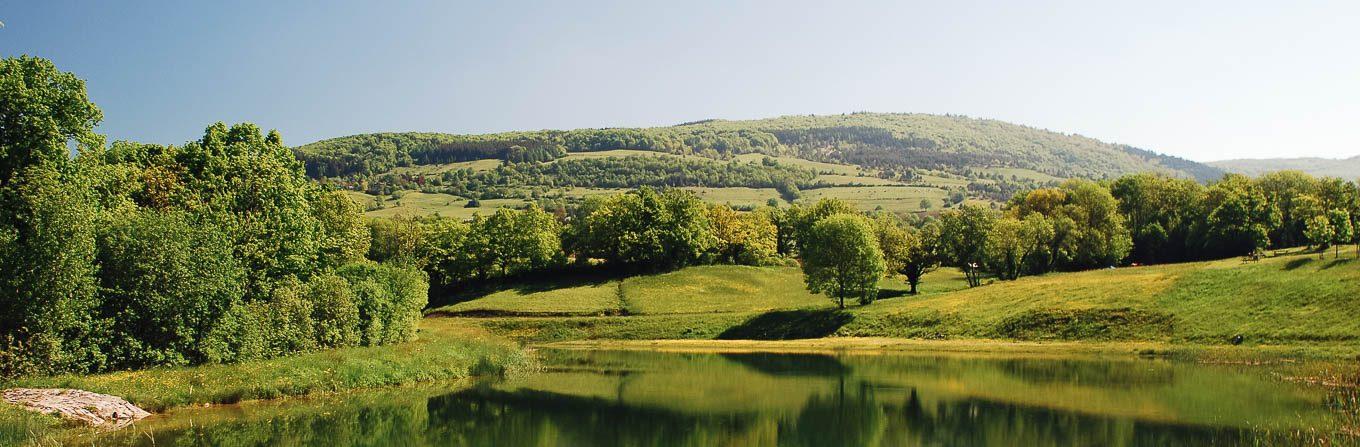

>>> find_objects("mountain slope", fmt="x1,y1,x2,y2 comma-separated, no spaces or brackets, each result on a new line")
295,113,1223,218
1209,156,1360,179
295,113,1221,182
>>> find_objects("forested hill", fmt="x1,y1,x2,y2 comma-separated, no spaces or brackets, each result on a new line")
1209,156,1360,179
294,113,1221,182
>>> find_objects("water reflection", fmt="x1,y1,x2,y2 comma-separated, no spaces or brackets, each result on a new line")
95,349,1343,446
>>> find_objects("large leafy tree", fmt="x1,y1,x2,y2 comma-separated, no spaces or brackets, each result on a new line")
788,198,857,254
1327,209,1353,259
0,57,104,375
473,205,563,278
937,204,996,287
569,187,714,270
801,215,885,308
1255,171,1319,248
0,56,104,185
709,204,778,265
1195,174,1278,258
873,214,940,295
1109,173,1204,263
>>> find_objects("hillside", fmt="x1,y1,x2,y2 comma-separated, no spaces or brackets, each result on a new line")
295,113,1222,218
1210,155,1360,179
432,246,1359,350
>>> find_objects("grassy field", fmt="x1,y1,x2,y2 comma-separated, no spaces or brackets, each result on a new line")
800,185,948,213
391,158,504,175
442,247,1360,356
430,265,968,317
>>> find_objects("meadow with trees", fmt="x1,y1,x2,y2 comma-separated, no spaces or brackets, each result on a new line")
3,55,1359,382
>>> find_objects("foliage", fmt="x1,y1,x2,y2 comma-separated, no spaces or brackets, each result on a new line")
298,112,1220,185
937,205,996,287
1195,174,1278,259
0,56,424,376
708,205,779,265
567,187,715,270
800,215,885,308
95,210,244,369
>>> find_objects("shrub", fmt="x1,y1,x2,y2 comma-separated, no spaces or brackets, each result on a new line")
309,274,361,348
338,262,428,345
94,210,245,369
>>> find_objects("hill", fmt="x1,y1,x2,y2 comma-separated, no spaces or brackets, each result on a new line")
1210,155,1360,179
432,246,1359,350
295,113,1222,218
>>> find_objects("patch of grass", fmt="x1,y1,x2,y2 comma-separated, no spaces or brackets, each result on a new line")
555,149,688,161
358,191,529,219
0,405,66,447
391,158,503,175
472,313,755,343
620,265,829,315
813,174,906,187
680,186,786,207
799,186,947,213
732,153,864,175
716,309,853,340
430,281,624,316
2,319,532,412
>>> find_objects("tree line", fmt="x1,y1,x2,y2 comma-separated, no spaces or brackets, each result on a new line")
0,57,425,377
371,171,1359,310
343,154,818,200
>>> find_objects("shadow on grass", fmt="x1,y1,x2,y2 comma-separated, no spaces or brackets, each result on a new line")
717,309,853,340
1321,258,1355,270
1282,257,1314,271
876,289,912,300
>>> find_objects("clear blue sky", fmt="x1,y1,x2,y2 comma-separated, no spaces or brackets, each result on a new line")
3,0,1357,161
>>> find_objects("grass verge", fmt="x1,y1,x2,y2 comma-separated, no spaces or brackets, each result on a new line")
0,318,533,445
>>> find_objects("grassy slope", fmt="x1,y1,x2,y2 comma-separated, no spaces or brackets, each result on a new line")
0,319,530,413
442,247,1360,353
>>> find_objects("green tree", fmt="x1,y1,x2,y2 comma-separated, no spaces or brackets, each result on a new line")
1196,175,1278,258
709,204,778,265
937,204,995,287
472,205,563,278
1327,209,1353,259
0,167,101,375
0,57,104,376
874,215,940,294
788,198,857,254
800,215,885,308
985,217,1032,280
1304,214,1334,258
568,187,714,270
0,56,104,185
313,190,372,268
95,210,244,369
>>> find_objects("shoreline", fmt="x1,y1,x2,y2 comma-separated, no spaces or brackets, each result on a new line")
536,337,1360,361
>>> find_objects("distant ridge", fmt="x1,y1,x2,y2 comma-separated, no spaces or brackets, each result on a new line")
297,112,1222,182
1209,155,1360,179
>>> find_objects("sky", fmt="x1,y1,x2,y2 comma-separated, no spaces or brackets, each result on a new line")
2,0,1358,162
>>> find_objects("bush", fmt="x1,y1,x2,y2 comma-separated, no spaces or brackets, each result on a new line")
338,262,428,345
94,210,245,369
309,274,361,348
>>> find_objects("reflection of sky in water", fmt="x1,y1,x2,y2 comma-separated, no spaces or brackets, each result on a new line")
94,349,1341,446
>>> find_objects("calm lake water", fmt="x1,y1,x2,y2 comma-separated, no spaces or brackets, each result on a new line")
90,348,1349,446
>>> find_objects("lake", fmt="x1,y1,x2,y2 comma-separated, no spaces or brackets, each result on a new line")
90,348,1351,446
